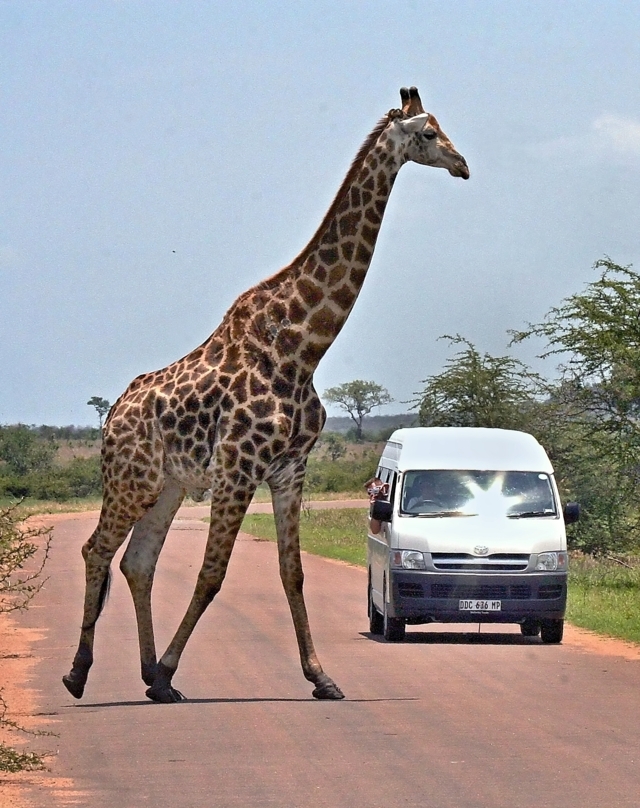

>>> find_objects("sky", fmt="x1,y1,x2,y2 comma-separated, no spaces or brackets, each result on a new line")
2,1,639,426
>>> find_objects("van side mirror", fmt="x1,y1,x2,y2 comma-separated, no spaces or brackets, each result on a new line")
371,499,393,522
563,502,580,525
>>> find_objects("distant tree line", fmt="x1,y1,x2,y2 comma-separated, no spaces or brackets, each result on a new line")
0,425,101,501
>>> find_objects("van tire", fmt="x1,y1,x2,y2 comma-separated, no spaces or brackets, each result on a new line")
540,619,564,644
368,581,384,635
383,579,405,642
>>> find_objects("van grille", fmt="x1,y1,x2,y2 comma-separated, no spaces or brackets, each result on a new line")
431,553,529,572
398,582,424,598
430,583,532,600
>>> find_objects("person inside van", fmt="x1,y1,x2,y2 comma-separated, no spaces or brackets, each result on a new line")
405,474,446,513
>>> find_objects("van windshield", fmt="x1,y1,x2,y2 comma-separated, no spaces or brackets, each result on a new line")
400,470,557,518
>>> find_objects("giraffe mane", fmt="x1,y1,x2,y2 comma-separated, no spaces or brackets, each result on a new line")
257,113,392,288
216,112,392,328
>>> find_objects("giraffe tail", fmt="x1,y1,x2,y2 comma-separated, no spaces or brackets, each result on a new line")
81,567,112,631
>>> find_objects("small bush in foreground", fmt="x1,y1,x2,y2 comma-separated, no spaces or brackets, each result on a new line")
0,503,53,772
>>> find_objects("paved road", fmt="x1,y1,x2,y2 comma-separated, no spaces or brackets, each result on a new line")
9,506,640,807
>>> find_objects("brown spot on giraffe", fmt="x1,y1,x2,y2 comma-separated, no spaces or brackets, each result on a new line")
63,86,469,705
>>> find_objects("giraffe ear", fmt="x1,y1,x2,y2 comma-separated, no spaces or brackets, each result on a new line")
399,113,429,133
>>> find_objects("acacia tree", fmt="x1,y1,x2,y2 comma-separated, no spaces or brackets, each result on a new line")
87,397,111,430
511,258,640,554
411,335,544,429
323,380,393,441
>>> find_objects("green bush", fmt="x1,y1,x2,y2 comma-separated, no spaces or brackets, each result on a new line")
0,457,102,502
305,454,378,493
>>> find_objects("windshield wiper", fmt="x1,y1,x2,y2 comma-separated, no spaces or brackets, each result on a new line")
508,510,556,519
413,510,474,518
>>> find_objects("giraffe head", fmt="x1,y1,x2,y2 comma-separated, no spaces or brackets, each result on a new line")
393,86,469,179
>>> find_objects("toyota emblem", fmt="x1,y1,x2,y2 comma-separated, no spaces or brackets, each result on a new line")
473,545,489,556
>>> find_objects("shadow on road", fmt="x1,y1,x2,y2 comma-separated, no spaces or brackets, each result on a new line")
362,631,544,645
73,696,420,709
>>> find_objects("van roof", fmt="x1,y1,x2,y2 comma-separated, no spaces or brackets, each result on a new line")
382,427,554,473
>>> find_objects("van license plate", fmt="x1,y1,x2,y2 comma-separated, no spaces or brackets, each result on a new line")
459,599,501,612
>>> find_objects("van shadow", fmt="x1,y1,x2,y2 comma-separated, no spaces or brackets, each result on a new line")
362,630,541,646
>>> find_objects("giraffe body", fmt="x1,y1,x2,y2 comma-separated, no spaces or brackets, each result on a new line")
63,87,468,702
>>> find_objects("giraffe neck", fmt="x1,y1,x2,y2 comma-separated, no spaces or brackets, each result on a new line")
234,116,406,378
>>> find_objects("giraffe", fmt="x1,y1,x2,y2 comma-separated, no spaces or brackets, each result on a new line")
63,86,469,704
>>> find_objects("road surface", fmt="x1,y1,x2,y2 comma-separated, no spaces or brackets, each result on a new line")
2,504,640,807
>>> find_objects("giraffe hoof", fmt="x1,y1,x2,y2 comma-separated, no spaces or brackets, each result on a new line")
141,662,158,687
312,681,345,700
62,673,86,700
145,684,186,703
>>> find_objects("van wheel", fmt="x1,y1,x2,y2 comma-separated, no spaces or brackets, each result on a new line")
540,619,564,644
368,581,383,635
383,580,405,642
520,619,540,637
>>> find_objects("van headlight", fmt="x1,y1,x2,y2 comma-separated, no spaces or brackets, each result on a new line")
536,552,568,571
391,550,427,570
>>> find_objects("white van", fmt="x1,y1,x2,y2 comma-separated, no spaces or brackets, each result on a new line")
367,427,579,644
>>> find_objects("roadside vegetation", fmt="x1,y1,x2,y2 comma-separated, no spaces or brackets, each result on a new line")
0,503,53,772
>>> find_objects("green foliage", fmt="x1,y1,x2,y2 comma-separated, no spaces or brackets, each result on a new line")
305,452,378,493
0,457,102,502
512,259,640,556
410,335,544,429
323,380,393,441
0,503,52,613
567,554,640,643
0,425,57,477
321,433,347,461
0,505,53,771
242,508,368,566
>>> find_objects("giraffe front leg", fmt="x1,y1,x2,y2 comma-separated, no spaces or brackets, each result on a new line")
270,471,344,700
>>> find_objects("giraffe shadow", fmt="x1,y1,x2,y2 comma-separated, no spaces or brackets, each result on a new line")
74,696,420,709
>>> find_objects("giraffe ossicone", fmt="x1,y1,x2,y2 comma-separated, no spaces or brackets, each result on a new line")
63,86,468,704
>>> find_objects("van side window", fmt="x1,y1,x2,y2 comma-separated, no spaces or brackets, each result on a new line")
389,472,397,506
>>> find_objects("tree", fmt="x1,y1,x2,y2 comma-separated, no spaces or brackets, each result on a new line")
410,335,544,429
87,397,111,430
511,258,640,554
323,380,393,441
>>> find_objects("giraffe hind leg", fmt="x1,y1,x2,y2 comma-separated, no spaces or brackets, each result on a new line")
62,506,141,699
119,478,186,687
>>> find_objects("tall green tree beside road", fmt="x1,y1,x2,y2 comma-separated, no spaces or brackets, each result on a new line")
411,335,544,430
323,380,393,441
87,397,111,430
511,259,640,554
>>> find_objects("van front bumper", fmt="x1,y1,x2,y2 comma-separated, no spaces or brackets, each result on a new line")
389,570,567,624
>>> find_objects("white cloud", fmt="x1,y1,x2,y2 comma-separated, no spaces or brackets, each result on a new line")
530,114,640,164
592,114,640,156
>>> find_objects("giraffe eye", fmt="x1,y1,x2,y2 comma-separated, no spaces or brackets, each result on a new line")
422,130,437,140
